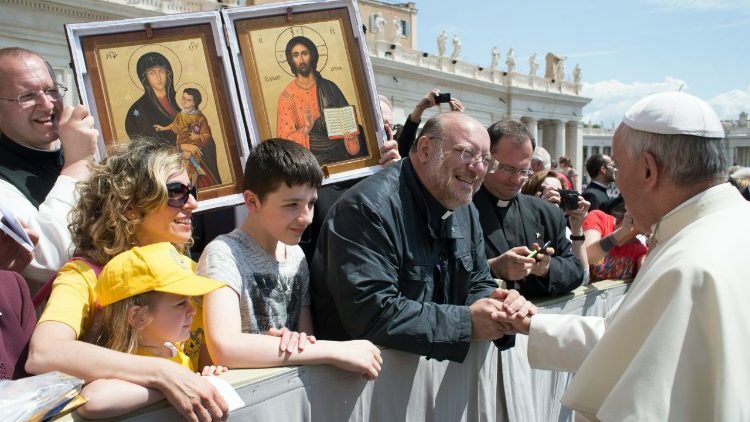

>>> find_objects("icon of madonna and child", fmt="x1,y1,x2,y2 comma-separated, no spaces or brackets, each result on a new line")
124,52,221,188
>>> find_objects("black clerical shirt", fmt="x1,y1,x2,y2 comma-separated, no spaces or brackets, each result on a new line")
0,133,62,208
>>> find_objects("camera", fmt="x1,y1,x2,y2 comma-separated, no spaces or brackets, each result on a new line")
558,189,580,211
434,92,451,104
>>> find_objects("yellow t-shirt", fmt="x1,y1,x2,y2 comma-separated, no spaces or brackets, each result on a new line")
38,258,208,370
182,299,206,371
136,344,195,372
38,259,99,339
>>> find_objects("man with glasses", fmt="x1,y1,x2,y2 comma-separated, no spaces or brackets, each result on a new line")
311,112,534,362
0,48,98,290
474,120,584,298
582,153,617,212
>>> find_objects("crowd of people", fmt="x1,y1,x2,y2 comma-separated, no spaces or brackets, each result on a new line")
2,46,749,421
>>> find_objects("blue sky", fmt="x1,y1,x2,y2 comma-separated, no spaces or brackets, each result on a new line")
409,0,750,126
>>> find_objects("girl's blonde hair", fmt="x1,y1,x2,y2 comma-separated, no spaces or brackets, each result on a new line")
93,291,157,354
69,137,186,265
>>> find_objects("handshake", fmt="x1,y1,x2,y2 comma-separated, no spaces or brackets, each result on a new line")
470,288,536,341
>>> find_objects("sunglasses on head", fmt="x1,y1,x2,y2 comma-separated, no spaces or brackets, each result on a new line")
166,182,197,208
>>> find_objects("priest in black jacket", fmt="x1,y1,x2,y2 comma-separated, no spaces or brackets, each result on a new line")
473,120,585,298
312,112,534,362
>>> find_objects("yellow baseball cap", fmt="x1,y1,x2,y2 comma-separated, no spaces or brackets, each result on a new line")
96,242,225,307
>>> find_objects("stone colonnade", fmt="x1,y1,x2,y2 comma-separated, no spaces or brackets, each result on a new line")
521,117,581,166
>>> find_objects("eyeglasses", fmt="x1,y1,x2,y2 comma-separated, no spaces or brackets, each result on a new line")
495,163,534,179
166,182,197,208
429,138,498,173
0,83,67,106
455,147,499,173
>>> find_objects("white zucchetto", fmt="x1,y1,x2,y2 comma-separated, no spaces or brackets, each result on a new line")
623,92,724,138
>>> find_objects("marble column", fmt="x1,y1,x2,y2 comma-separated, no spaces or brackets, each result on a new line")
544,120,558,154
726,145,736,166
522,117,538,144
537,121,546,150
566,120,582,190
553,120,565,160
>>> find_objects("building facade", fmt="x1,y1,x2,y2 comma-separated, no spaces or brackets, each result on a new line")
0,0,591,186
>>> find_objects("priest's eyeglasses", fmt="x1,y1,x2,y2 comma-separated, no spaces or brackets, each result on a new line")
0,83,67,106
454,147,499,173
496,164,534,179
429,137,498,173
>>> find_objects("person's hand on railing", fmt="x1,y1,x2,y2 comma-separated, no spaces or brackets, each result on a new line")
267,327,316,353
327,340,383,380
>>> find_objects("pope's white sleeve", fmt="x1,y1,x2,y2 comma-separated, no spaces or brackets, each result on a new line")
527,314,606,373
1,176,76,287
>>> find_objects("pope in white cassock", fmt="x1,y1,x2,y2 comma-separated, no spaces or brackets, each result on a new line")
500,91,750,421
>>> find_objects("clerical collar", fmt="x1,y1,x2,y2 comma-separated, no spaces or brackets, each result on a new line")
496,196,516,208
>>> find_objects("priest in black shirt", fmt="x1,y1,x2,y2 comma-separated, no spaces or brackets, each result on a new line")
473,120,585,298
0,47,98,289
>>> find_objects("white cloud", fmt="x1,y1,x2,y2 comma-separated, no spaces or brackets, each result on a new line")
708,86,750,120
583,78,749,126
581,77,686,126
644,0,750,12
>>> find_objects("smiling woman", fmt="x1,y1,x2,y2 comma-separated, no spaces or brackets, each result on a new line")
25,137,228,420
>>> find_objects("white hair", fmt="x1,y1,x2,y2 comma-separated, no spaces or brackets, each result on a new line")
532,146,552,170
615,123,727,185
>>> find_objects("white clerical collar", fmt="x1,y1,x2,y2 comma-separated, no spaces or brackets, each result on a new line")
496,198,514,208
441,210,453,220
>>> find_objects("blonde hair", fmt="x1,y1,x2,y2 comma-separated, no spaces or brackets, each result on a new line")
69,137,186,265
94,291,157,354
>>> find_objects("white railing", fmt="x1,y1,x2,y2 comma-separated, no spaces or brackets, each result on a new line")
54,279,628,421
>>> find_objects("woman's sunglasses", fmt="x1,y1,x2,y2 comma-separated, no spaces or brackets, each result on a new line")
166,182,197,208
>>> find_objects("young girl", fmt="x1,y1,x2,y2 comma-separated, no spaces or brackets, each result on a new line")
77,242,226,418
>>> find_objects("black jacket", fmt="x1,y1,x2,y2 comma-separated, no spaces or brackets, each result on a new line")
473,186,584,298
311,159,510,362
582,182,611,212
